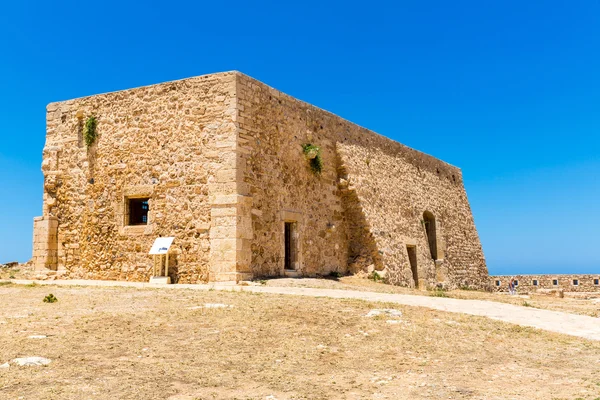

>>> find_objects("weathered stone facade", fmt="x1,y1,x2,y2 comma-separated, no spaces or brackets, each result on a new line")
33,71,488,288
491,275,600,293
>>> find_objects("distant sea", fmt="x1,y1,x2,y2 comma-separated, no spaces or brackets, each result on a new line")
488,265,599,276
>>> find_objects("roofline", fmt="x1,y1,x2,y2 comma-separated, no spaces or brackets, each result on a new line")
46,69,461,172
46,70,240,107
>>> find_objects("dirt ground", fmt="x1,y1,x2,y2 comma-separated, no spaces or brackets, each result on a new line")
3,265,599,319
262,276,600,318
1,283,600,399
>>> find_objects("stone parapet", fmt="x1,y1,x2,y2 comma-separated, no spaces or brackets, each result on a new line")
491,274,600,293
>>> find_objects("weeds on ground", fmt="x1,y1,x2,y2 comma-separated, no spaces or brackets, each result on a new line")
26,282,38,288
43,293,58,303
430,288,449,298
368,271,383,282
0,281,12,286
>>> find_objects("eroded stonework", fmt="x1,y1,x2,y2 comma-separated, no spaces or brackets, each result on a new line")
33,71,489,288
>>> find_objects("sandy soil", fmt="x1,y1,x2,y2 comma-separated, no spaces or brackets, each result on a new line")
262,276,600,318
1,283,600,399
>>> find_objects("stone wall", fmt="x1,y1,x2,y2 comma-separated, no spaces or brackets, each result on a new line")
35,72,239,283
34,70,488,287
491,275,600,293
236,72,488,289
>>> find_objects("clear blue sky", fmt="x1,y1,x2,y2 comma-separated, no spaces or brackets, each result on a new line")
1,1,598,275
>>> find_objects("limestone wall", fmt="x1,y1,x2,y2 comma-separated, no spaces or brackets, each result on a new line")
34,70,488,287
236,73,488,289
236,74,350,277
36,72,239,283
491,275,600,293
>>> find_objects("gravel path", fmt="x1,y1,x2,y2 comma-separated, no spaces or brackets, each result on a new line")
5,278,600,341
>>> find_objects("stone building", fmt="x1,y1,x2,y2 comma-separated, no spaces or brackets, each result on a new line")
32,71,488,288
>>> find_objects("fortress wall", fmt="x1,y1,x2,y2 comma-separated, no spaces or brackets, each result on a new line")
38,72,238,283
236,74,350,277
337,143,488,289
236,72,488,288
491,275,600,293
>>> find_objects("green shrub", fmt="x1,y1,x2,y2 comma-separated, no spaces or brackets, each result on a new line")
43,293,58,303
302,144,323,175
368,271,383,282
83,116,98,147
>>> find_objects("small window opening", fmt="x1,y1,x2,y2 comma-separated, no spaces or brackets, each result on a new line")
406,245,418,288
573,279,579,286
594,279,599,286
552,279,558,286
495,280,501,287
423,211,437,260
532,280,538,286
514,280,519,286
128,198,149,225
284,222,297,270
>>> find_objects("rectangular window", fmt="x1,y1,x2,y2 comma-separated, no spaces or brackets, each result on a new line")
495,280,501,287
552,279,558,286
532,280,538,286
594,279,599,286
128,198,149,225
514,280,519,286
573,279,579,286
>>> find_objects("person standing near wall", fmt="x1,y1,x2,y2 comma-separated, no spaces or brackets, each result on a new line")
508,278,515,295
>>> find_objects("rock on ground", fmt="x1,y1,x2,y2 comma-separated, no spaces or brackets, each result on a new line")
11,357,51,366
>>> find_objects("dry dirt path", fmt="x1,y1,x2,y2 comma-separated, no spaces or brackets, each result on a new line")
5,278,600,341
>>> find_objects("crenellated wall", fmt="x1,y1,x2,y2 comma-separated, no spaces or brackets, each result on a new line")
491,275,600,293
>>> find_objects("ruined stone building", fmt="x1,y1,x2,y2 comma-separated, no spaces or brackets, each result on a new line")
32,71,488,289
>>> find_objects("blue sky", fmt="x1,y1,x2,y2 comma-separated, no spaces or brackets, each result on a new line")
0,1,598,275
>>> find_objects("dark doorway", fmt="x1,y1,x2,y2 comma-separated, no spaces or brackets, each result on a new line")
407,245,418,287
423,211,437,260
284,222,297,270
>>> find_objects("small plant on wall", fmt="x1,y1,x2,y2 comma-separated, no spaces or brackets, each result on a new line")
83,116,98,147
302,143,323,175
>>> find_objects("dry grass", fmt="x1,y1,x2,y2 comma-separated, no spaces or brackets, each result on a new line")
1,283,600,399
263,276,600,318
3,265,599,318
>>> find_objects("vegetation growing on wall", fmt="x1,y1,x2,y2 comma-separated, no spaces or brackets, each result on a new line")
302,143,323,175
83,116,98,147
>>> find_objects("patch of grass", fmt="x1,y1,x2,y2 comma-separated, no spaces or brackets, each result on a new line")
522,301,536,308
430,288,449,298
302,143,323,175
0,281,12,286
26,282,38,287
43,293,58,303
83,115,98,147
9,275,15,279
368,271,383,282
